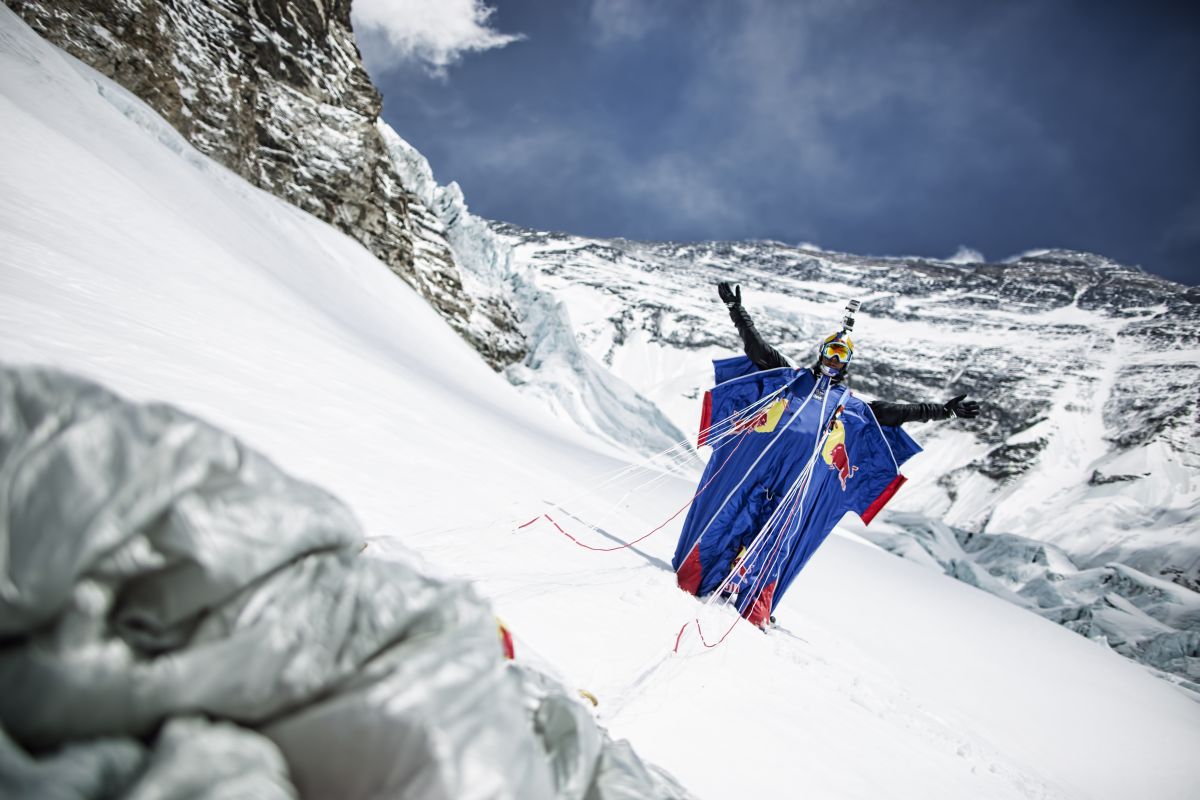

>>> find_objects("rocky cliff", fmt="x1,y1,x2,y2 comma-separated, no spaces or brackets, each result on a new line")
7,0,525,368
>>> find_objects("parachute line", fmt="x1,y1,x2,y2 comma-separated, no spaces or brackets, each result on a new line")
680,385,849,648
534,426,752,553
517,381,794,552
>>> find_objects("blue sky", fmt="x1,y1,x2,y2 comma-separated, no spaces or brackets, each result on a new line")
355,1,1200,285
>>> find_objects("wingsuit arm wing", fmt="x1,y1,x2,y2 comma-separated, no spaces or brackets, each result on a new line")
870,394,980,426
720,283,792,371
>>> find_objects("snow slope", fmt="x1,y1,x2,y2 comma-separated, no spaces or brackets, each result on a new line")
2,9,1198,799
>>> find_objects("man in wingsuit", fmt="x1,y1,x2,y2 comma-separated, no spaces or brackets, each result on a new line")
671,283,980,627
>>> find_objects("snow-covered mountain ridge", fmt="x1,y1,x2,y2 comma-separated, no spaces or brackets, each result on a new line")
488,226,1197,566
488,224,1200,693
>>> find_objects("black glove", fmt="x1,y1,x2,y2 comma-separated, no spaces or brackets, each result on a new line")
944,394,980,419
718,281,741,309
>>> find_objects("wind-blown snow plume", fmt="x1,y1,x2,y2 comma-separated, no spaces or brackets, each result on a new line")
946,245,985,264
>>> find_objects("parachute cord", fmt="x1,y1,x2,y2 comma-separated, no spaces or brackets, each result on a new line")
673,614,744,653
594,387,792,520
516,382,791,532
690,434,817,656
515,384,791,543
679,385,847,650
715,388,837,604
527,425,753,552
705,463,813,608
675,378,823,560
677,439,824,650
725,387,846,619
678,457,814,651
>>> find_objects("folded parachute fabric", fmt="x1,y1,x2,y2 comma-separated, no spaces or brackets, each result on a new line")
0,365,691,800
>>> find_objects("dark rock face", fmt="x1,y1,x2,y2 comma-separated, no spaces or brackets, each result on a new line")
1104,363,1199,450
9,0,522,368
973,440,1048,481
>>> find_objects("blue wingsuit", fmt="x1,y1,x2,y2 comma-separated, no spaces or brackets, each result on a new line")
672,355,921,626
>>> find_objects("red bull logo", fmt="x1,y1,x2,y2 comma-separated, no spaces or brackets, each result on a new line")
733,397,789,434
821,419,858,490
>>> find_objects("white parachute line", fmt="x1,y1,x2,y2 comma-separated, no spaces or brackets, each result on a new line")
665,381,791,455
738,448,818,600
704,385,847,611
698,377,788,430
683,389,837,646
711,433,821,601
686,473,814,650
703,474,808,608
703,396,828,606
521,383,793,532
734,386,849,614
683,377,823,556
863,394,901,472
617,392,786,497
618,463,686,501
562,382,790,496
648,382,790,477
545,401,795,553
700,474,815,608
541,444,693,512
554,381,835,563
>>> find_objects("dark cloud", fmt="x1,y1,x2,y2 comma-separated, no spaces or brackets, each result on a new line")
364,0,1200,284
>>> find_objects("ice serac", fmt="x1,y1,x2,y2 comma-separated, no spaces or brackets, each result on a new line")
6,0,524,369
378,125,686,458
857,513,1200,697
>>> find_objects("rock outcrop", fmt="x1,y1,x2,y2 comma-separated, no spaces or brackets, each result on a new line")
8,0,525,368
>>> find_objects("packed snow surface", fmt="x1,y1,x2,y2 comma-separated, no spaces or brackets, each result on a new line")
2,9,1199,799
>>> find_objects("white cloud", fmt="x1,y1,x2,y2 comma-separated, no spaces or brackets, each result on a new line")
352,0,523,75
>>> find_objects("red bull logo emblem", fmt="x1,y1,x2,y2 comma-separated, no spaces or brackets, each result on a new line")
733,397,789,434
821,419,858,490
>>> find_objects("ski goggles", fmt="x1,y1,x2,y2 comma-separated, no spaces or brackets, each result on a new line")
820,340,852,364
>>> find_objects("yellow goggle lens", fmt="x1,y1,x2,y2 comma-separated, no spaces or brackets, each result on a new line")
822,341,852,362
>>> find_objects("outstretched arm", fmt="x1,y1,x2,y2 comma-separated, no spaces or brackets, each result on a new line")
870,395,980,426
718,282,791,370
